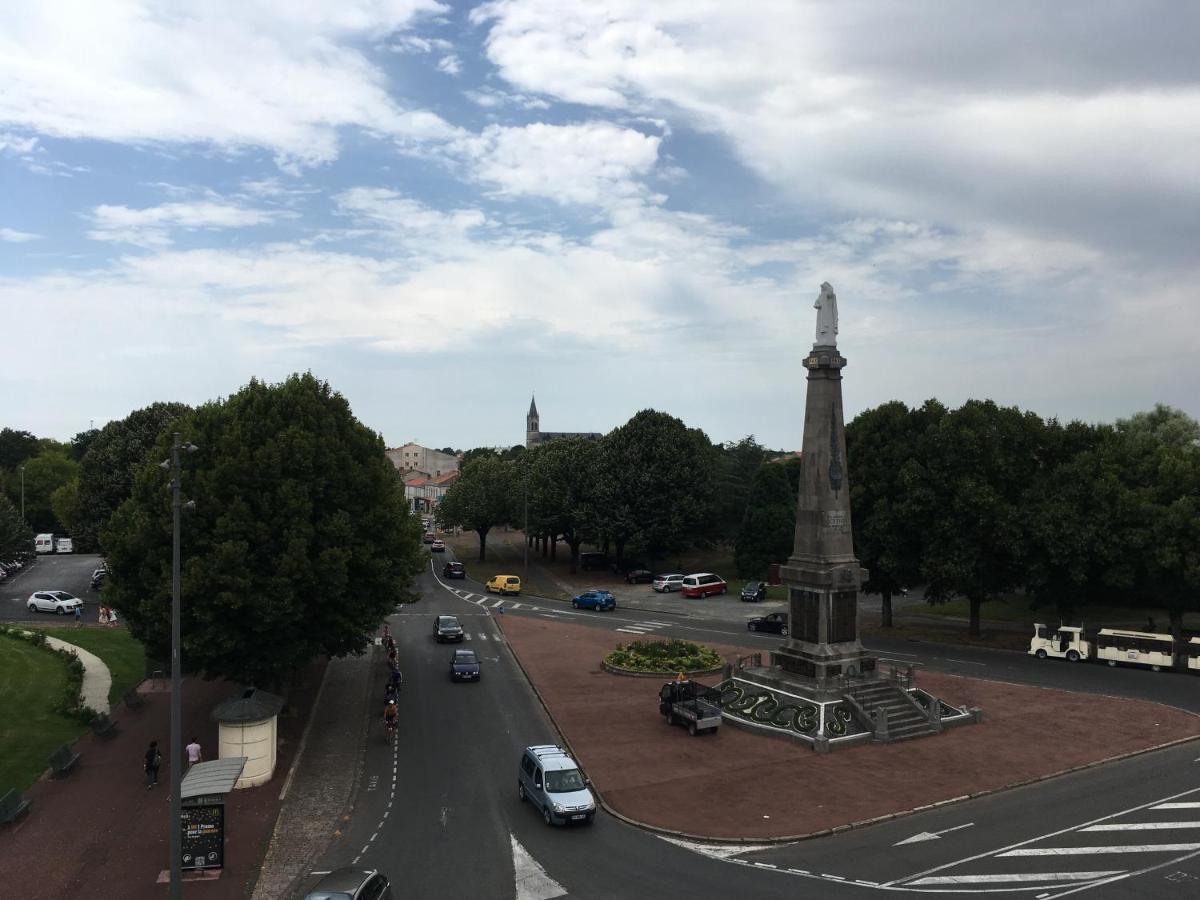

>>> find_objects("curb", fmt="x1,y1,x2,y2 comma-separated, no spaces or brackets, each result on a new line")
600,661,724,679
495,615,1200,845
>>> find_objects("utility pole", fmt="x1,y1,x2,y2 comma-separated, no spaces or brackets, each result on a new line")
19,465,25,522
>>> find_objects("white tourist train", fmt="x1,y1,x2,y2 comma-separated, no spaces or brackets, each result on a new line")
1030,624,1200,673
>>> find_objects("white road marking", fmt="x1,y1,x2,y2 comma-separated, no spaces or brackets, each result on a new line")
491,600,505,608
909,871,1123,886
999,843,1200,856
462,593,474,602
616,627,651,634
1153,803,1200,810
657,836,783,859
895,822,975,845
938,657,987,666
464,634,472,640
511,835,567,900
1083,822,1200,831
478,633,488,641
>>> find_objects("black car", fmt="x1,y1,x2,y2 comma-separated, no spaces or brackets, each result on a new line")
303,867,393,900
450,648,481,681
740,581,766,602
747,612,788,635
434,615,464,642
443,561,465,579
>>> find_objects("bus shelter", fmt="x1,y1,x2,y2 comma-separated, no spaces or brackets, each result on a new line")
178,757,247,872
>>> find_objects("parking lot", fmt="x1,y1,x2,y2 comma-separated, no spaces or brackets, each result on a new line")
0,552,105,623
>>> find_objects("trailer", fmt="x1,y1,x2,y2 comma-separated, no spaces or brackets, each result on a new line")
659,679,722,736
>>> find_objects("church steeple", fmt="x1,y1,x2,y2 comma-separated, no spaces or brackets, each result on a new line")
526,395,540,448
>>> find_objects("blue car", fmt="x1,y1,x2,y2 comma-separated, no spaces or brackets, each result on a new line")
572,590,616,612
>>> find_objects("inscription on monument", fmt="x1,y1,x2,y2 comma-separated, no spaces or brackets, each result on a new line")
830,591,858,643
822,510,849,533
795,589,820,643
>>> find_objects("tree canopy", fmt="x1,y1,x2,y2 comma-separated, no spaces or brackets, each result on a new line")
734,461,795,578
437,454,512,561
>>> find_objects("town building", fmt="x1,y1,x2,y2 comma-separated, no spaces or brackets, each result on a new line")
525,396,603,449
386,443,460,478
403,470,459,514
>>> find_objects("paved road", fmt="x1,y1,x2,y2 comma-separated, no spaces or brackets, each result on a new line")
0,552,104,623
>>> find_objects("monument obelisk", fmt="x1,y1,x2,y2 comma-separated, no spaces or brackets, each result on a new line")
772,282,871,685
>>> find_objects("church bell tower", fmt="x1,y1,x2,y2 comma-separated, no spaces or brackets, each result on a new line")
526,395,540,448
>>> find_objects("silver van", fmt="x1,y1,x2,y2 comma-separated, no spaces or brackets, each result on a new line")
518,745,596,826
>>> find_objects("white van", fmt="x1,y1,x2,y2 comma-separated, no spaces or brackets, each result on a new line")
56,537,74,554
35,534,56,554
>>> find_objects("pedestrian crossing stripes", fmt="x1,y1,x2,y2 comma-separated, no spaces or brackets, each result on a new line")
615,621,671,636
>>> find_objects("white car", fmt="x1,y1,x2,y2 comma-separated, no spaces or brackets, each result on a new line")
653,573,684,593
431,539,446,552
27,590,84,615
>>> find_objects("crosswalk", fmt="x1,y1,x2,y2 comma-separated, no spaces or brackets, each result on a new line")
892,789,1200,894
615,620,671,637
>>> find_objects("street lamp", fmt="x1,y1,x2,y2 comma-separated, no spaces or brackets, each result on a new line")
160,433,197,900
19,465,25,522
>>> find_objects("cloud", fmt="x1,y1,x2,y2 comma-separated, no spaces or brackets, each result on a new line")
437,55,462,75
333,188,487,258
88,201,279,247
0,1,457,167
0,227,41,242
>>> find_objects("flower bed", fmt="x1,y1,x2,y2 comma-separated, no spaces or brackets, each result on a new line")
603,638,723,675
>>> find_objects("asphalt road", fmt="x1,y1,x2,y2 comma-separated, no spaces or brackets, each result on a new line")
0,552,104,622
306,552,1200,898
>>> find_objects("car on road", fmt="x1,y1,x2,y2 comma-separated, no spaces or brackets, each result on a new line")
571,590,616,611
449,648,481,681
485,574,521,595
430,539,445,552
624,569,653,584
681,573,727,598
433,615,464,643
302,866,393,900
747,612,789,635
518,745,596,826
27,590,84,615
55,537,74,554
442,561,465,579
422,532,436,544
652,573,684,593
740,581,767,602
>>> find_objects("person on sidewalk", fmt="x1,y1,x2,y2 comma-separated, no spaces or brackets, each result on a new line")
185,737,203,771
74,605,83,627
144,741,162,788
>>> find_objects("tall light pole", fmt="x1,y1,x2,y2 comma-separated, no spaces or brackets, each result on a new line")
162,433,197,900
19,465,25,522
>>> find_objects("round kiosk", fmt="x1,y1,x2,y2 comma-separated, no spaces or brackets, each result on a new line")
211,688,285,789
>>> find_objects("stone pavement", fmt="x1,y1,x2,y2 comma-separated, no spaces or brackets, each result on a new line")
45,633,112,715
497,614,1200,840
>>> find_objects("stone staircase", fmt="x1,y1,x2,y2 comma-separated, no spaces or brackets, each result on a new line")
845,680,939,742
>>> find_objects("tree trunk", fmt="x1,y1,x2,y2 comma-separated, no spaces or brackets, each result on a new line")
968,596,981,637
567,537,581,574
477,526,490,562
550,536,558,561
881,590,893,629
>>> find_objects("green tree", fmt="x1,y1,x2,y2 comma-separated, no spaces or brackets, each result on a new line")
0,494,33,559
437,454,512,561
75,402,191,551
70,428,100,462
50,477,81,537
712,436,770,542
102,373,422,687
734,462,795,578
13,449,78,533
527,438,600,573
0,428,40,469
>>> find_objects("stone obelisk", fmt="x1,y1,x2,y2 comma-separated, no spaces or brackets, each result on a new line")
772,282,871,687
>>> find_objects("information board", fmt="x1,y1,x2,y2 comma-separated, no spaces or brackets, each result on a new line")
180,803,224,870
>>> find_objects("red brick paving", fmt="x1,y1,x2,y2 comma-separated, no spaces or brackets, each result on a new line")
0,661,324,899
498,614,1200,840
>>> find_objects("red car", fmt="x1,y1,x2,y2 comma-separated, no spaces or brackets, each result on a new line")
680,573,727,598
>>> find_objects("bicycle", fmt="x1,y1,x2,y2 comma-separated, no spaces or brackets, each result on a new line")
384,719,396,743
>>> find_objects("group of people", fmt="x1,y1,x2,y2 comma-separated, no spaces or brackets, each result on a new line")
143,737,204,788
383,624,400,740
98,605,119,627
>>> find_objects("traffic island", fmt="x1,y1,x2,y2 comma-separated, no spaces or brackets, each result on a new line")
497,614,1200,841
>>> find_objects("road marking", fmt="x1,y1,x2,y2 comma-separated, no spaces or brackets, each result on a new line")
999,844,1200,856
908,871,1123,886
511,834,567,900
657,836,782,859
462,593,474,602
896,822,975,845
510,602,523,609
616,627,651,634
939,657,987,666
1153,803,1200,810
465,634,472,640
1083,822,1200,831
491,600,505,608
478,633,488,641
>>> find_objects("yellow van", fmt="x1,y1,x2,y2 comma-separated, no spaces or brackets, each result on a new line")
486,575,522,595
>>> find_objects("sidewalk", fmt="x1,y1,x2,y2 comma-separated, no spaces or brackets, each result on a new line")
44,633,112,715
497,614,1200,840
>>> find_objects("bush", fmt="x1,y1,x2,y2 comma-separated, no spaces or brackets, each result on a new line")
604,638,722,674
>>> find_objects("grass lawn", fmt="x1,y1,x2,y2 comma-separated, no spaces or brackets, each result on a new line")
443,531,567,599
0,633,87,793
31,625,146,706
910,598,1200,631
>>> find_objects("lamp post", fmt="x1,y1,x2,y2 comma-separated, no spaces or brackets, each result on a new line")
19,465,25,522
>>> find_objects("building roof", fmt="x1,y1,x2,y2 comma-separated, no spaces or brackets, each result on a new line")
528,394,538,416
180,757,248,800
210,688,285,723
432,471,459,485
405,476,428,486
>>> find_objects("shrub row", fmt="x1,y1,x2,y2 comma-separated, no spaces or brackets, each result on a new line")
605,638,722,674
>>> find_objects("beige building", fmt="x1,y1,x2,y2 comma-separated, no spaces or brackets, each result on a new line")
386,442,460,477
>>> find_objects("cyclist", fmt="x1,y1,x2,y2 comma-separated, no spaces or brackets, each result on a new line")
383,699,398,741
384,680,398,703
389,665,403,690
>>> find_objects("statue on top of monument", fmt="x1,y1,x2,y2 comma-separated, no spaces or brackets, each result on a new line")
814,281,838,346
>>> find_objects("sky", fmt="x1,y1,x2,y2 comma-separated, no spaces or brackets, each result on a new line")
2,1,1197,452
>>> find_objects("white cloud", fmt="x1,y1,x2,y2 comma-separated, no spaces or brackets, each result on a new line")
390,35,453,54
437,55,462,75
88,201,279,248
0,227,41,242
334,188,487,258
0,1,457,167
463,87,550,110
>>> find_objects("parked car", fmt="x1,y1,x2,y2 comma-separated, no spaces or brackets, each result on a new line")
747,612,789,635
450,648,481,681
578,552,609,571
659,679,722,736
302,867,393,900
518,745,596,826
740,581,767,602
433,615,464,643
430,539,446,552
681,573,727,598
571,590,616,611
652,573,684,593
55,537,74,554
422,532,436,544
624,569,653,584
27,590,84,615
443,561,466,579
90,568,108,591
486,574,522,595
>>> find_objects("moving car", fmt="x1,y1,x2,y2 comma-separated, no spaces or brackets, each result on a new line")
740,581,767,602
450,648,481,681
302,867,393,900
430,539,446,552
624,569,653,584
422,532,436,544
653,573,684,593
433,615,464,643
90,568,108,591
1029,624,1090,662
680,573,727,598
442,561,465,579
747,612,788,635
27,590,84,615
486,574,521,595
571,590,616,611
518,745,596,826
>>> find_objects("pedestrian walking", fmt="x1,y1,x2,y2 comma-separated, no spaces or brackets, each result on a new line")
74,605,83,627
108,607,118,627
185,737,203,771
382,623,391,641
99,605,109,626
144,741,162,788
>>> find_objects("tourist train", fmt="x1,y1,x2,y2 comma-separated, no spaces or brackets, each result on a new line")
1029,624,1200,673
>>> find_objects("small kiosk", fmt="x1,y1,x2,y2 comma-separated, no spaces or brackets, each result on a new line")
211,688,285,788
179,757,247,873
